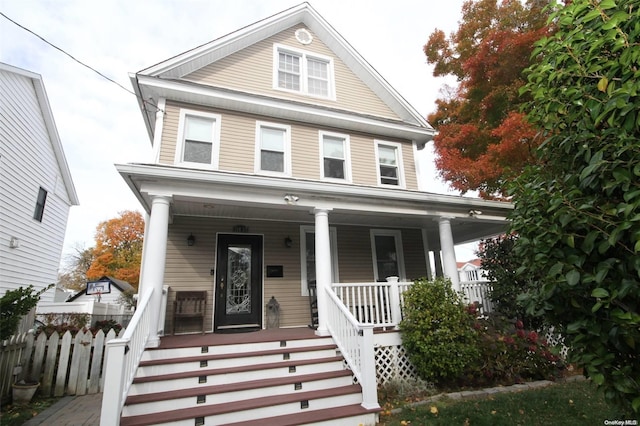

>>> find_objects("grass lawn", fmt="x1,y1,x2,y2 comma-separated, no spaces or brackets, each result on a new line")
377,379,631,425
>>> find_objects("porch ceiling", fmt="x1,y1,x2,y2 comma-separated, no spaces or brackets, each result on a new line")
117,163,511,246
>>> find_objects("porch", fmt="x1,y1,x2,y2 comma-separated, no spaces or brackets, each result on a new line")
100,278,492,425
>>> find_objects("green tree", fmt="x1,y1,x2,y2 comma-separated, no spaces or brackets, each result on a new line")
511,0,640,413
478,234,541,328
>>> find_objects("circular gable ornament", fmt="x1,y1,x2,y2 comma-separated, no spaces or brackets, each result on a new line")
295,28,313,45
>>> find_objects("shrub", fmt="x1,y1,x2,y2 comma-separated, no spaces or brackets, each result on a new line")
0,285,52,340
467,314,564,387
91,319,122,336
400,277,479,385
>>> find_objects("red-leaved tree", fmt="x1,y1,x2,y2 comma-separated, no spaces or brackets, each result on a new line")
425,0,551,198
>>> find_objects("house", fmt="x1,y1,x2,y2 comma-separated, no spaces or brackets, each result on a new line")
458,258,486,283
37,276,134,327
66,276,135,304
102,4,513,425
0,63,79,308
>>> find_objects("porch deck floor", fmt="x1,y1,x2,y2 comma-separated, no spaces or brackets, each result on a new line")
157,327,319,349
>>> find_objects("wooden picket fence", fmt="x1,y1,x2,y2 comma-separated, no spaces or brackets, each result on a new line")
0,328,125,401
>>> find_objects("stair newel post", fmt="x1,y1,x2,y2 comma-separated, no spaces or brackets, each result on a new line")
100,339,128,426
386,276,402,329
359,324,379,410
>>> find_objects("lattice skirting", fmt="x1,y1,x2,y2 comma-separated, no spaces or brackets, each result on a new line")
374,344,420,386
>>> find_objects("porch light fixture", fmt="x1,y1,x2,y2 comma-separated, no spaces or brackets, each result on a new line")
283,194,299,205
284,236,293,248
187,234,196,246
468,209,483,217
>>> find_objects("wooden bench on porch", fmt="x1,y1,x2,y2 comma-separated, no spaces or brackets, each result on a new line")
173,291,207,334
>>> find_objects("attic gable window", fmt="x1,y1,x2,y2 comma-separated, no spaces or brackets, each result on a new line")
274,44,334,99
175,109,221,169
33,187,47,222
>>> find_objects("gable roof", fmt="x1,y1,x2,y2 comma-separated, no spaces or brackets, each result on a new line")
0,62,79,206
66,276,135,301
131,2,434,146
457,258,483,269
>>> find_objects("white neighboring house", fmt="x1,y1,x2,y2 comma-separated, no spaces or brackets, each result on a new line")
0,62,79,304
458,258,486,282
66,276,135,305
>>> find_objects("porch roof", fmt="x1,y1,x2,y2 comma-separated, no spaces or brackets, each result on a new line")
117,163,512,245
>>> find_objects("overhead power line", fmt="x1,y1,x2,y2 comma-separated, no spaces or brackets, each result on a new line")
0,11,163,112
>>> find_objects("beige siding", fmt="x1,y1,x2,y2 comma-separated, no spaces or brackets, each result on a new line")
158,101,418,189
164,216,428,332
185,24,399,120
402,229,429,281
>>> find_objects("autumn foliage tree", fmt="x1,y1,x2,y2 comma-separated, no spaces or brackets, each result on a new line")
424,0,550,198
86,210,144,288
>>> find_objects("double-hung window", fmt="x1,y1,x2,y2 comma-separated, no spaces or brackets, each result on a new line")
370,229,406,282
176,109,221,168
255,121,291,176
375,141,404,187
320,131,350,182
274,44,334,99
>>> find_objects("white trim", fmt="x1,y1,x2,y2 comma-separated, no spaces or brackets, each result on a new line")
272,43,336,100
254,120,292,177
300,225,338,296
374,140,405,188
134,75,435,144
370,229,406,281
318,130,352,183
151,97,166,163
174,108,221,169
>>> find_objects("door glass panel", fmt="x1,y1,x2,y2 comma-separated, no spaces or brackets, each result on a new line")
375,235,399,280
226,244,252,314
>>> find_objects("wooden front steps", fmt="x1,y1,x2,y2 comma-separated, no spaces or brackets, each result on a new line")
120,328,380,426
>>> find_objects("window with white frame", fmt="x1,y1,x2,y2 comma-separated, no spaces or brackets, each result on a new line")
274,44,334,99
320,131,350,181
175,110,221,168
255,121,291,175
300,226,339,296
375,141,404,187
370,229,406,282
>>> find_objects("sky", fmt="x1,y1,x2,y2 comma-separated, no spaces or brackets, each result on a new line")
0,0,479,266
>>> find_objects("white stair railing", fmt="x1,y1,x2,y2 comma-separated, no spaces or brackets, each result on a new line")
100,287,154,426
325,287,379,410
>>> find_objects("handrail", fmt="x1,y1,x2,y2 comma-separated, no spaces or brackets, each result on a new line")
325,287,379,410
100,287,154,426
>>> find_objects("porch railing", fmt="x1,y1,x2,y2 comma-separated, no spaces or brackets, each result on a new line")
332,279,412,329
100,287,154,426
324,287,379,410
460,280,493,316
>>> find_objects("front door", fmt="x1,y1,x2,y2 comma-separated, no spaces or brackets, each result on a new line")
214,234,263,331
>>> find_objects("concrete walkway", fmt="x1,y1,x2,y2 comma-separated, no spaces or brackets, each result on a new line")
23,392,102,426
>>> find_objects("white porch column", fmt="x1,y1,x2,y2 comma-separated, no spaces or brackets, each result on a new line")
139,195,171,348
314,207,332,336
438,217,460,292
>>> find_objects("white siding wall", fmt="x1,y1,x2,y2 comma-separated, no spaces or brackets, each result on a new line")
0,69,72,303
